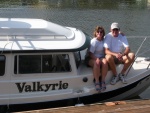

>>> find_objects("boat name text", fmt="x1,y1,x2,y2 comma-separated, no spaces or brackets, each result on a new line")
15,81,68,93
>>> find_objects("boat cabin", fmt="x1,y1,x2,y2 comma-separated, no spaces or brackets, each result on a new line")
0,18,93,105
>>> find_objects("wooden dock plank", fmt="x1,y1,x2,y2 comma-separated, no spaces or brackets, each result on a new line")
15,99,150,113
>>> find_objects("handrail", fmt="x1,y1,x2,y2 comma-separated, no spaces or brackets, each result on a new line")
125,37,148,76
135,37,147,56
0,35,69,40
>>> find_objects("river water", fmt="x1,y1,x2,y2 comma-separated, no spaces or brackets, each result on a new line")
0,0,150,100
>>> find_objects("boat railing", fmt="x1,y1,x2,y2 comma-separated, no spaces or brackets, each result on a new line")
126,36,150,76
127,36,150,57
0,35,70,41
0,34,73,53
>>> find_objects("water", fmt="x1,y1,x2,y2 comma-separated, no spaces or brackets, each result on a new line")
0,0,150,104
0,0,150,36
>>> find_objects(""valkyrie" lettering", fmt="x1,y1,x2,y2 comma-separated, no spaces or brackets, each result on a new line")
15,81,68,93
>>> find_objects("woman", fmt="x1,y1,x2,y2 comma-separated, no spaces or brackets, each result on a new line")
88,26,108,92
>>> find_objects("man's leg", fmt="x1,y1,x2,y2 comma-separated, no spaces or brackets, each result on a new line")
105,54,118,85
121,52,135,74
119,52,135,84
105,54,117,75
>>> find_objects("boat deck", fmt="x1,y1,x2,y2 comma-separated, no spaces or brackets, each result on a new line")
14,99,150,113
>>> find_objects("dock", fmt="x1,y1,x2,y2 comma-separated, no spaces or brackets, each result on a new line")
15,99,150,113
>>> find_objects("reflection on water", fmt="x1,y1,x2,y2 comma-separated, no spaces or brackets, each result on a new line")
0,0,150,9
40,0,149,10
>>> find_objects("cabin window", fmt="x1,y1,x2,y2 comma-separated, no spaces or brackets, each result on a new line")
0,55,5,76
14,54,71,74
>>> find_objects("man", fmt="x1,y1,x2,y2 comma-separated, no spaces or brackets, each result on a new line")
104,22,135,85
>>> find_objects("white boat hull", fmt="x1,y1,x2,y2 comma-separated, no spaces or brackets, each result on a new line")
1,58,150,106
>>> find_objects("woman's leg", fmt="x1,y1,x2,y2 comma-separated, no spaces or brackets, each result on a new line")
88,59,101,90
101,58,108,82
89,59,101,83
101,58,108,91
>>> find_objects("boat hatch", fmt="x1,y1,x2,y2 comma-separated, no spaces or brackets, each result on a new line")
0,18,74,39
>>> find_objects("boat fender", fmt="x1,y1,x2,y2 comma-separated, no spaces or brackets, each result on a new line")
83,77,88,82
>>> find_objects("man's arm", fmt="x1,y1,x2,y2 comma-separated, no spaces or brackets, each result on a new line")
122,47,130,56
105,48,118,57
105,48,127,61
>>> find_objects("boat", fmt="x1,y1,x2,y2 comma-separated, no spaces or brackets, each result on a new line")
0,18,150,112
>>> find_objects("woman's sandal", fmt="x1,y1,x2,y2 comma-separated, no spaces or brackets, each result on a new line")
101,81,106,91
95,83,101,92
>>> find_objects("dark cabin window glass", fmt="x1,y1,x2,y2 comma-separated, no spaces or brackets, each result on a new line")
49,54,71,72
19,55,41,74
14,55,41,74
0,55,5,76
14,54,71,74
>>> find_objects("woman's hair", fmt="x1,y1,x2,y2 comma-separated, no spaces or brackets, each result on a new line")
93,26,105,40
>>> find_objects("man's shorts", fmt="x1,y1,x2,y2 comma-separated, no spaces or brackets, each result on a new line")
114,56,123,64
